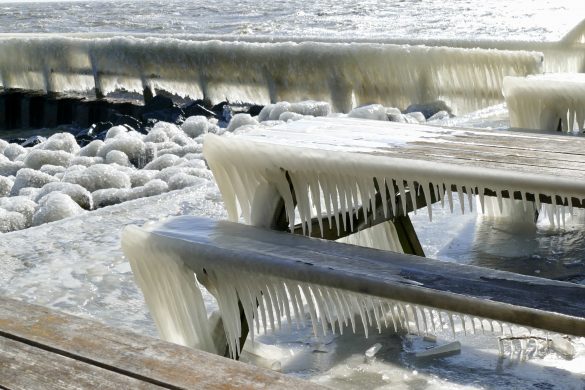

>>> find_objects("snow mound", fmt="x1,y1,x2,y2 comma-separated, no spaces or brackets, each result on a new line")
105,150,131,166
0,160,23,176
40,164,67,176
105,125,129,139
97,136,147,168
168,173,205,190
144,128,170,143
0,196,37,226
129,170,158,187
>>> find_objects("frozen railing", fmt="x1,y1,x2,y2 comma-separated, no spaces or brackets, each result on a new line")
0,35,543,114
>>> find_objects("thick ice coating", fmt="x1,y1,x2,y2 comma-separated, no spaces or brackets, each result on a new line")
504,73,585,131
203,118,585,233
0,36,543,114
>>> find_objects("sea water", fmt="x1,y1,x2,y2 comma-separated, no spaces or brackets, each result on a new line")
0,0,583,42
0,0,584,388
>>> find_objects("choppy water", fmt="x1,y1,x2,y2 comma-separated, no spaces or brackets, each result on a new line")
0,0,584,41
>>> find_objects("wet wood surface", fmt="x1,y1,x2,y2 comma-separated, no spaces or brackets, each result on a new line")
0,296,323,390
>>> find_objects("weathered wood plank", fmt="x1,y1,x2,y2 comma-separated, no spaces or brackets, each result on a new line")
0,336,159,390
129,216,585,337
0,297,323,390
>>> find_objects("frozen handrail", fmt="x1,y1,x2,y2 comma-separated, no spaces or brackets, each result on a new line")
121,216,585,358
0,35,543,114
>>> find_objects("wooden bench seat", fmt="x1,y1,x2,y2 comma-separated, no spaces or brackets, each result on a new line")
0,296,322,389
122,215,585,350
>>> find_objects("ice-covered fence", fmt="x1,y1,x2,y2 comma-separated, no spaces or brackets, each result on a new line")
0,35,543,114
504,73,585,131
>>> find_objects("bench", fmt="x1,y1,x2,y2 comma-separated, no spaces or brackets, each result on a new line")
0,296,321,389
121,216,585,359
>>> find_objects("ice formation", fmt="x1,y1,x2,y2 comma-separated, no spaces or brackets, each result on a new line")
32,192,85,226
504,73,585,131
0,36,543,114
203,119,585,233
123,218,564,359
0,113,218,231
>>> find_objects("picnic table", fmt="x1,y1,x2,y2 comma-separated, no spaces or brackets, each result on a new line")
203,117,585,254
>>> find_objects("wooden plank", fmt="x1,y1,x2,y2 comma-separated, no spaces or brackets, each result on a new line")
0,297,323,390
0,336,158,390
129,216,585,337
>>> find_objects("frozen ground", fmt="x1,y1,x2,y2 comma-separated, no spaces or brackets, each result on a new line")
0,105,584,388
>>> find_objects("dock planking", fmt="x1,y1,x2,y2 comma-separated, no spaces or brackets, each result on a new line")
0,296,323,390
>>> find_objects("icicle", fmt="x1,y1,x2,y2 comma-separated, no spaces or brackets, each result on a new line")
457,185,465,214
421,182,433,222
377,176,389,219
408,180,418,215
466,185,474,212
446,186,454,213
478,186,486,213
387,178,397,218
448,313,456,338
300,284,321,337
397,180,408,216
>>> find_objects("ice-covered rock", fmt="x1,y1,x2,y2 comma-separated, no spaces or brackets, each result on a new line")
0,160,23,176
268,102,292,121
143,154,182,171
168,172,205,190
24,149,73,170
0,196,37,226
227,114,259,132
97,136,147,168
39,164,67,176
32,192,85,226
348,104,388,121
70,156,104,167
105,150,131,166
62,164,131,192
279,112,304,122
257,104,274,122
92,188,131,208
129,170,158,187
18,187,41,200
405,100,452,119
171,133,193,147
0,139,8,154
78,140,104,157
0,208,27,233
129,179,168,199
428,110,451,121
10,168,59,196
144,127,170,143
404,112,426,123
0,176,13,196
35,182,93,210
152,122,182,139
105,125,129,139
182,116,213,138
38,132,80,154
3,143,26,161
290,101,331,117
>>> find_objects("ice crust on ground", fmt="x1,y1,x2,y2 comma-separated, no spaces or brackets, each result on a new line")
0,36,543,114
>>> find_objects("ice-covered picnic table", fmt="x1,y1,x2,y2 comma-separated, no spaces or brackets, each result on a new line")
203,117,585,254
